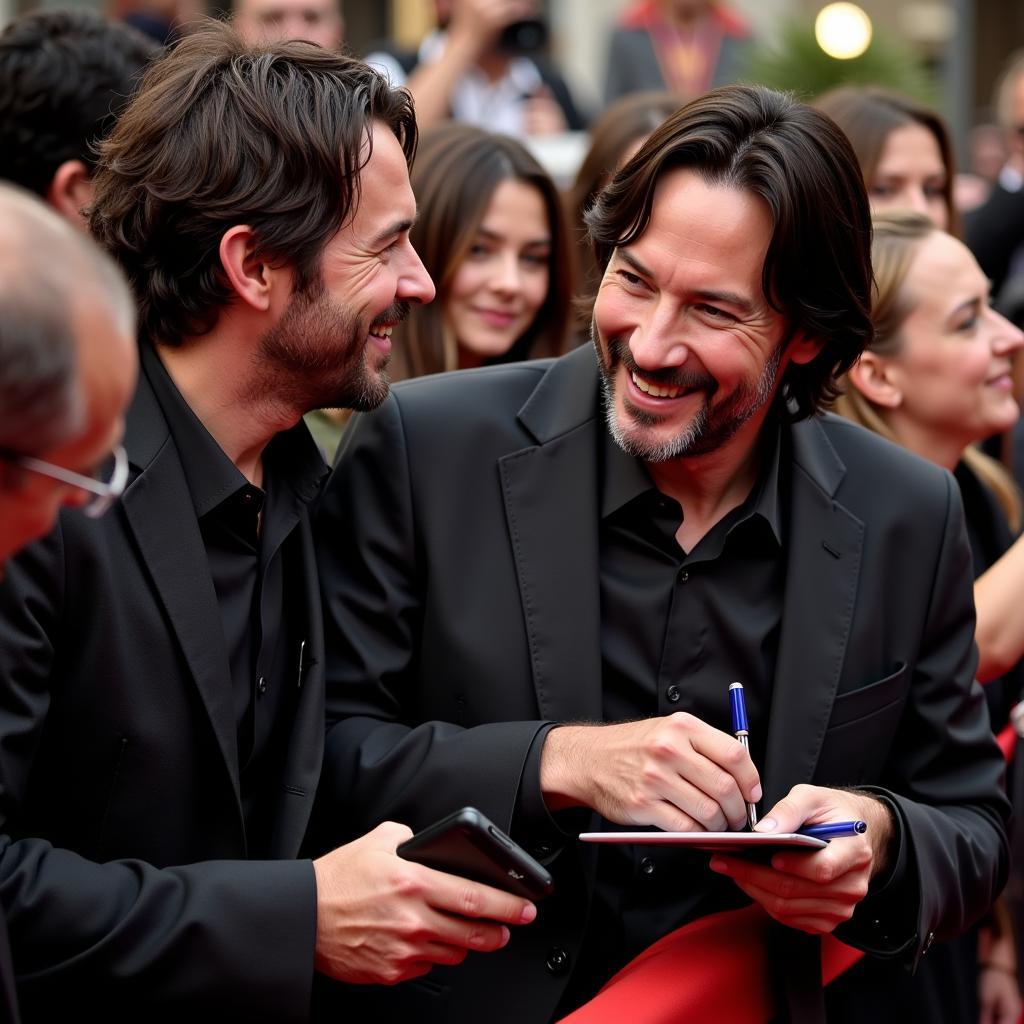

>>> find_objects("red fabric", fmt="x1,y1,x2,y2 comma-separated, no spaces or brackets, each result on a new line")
617,0,749,37
557,904,863,1024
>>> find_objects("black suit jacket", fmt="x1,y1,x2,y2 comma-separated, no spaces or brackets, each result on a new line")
313,345,1010,1023
0,358,325,1021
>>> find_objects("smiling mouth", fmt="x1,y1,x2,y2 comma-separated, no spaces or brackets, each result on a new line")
631,370,685,400
368,324,394,340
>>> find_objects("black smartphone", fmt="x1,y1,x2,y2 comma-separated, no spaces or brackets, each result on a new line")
397,806,554,901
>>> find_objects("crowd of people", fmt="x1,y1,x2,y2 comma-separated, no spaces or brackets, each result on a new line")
2,2,1024,1023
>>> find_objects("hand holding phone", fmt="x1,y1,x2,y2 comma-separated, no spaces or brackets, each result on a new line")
398,807,554,901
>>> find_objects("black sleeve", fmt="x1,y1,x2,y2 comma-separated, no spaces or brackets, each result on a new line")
314,396,556,848
0,527,317,1021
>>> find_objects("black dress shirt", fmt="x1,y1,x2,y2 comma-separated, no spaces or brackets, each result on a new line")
144,345,327,856
558,419,788,1010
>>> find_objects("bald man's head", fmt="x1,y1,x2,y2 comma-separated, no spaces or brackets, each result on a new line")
0,184,138,561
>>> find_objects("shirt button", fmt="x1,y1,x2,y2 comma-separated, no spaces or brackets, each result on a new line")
639,856,656,877
241,491,254,504
256,676,267,696
678,570,689,583
545,947,571,976
666,684,681,703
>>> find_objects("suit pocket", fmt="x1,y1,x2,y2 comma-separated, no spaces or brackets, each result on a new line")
815,663,908,786
827,662,908,729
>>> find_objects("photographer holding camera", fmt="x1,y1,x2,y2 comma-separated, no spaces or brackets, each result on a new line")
365,0,585,138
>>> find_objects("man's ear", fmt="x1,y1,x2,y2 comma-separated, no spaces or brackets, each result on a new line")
847,351,903,409
46,160,94,230
786,331,825,366
219,225,275,312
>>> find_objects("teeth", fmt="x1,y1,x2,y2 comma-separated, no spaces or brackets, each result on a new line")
371,325,393,338
632,370,682,399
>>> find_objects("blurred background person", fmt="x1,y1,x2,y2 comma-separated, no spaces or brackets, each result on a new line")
389,122,574,383
966,51,1024,302
566,89,680,312
815,85,955,233
834,211,1024,1024
0,9,156,229
957,123,1009,214
603,0,751,107
365,0,585,138
232,0,344,49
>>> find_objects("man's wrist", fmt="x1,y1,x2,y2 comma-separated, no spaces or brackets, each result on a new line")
849,790,896,877
539,725,590,811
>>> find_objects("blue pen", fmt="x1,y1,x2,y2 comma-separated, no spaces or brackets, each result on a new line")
797,821,868,841
728,682,758,828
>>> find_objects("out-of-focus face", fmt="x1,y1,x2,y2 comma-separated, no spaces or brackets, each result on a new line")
1007,72,1024,162
256,122,434,412
0,295,137,561
886,231,1024,452
868,122,949,230
234,0,343,49
444,178,551,367
592,168,820,463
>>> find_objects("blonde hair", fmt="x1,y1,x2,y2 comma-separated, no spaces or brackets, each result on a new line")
834,211,1022,530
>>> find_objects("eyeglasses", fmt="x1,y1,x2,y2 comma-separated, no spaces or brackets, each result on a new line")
1,444,129,518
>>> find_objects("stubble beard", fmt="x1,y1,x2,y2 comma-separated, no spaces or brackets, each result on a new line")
253,280,408,414
593,324,785,463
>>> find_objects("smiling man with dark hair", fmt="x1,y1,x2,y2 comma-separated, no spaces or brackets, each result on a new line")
0,23,536,1022
314,84,1010,1022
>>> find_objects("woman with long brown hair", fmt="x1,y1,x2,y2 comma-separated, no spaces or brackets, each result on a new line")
388,121,574,382
815,85,957,233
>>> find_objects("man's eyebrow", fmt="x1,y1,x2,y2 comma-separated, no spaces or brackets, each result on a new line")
617,248,757,313
368,218,415,248
616,248,655,280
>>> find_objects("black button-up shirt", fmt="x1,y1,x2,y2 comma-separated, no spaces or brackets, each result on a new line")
144,345,327,856
561,417,789,1010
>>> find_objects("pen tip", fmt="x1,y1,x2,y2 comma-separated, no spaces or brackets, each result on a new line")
729,682,743,691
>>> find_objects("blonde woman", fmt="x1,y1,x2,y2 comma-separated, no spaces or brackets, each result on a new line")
836,211,1024,1024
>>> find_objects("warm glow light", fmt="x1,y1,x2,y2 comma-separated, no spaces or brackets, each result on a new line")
815,3,873,60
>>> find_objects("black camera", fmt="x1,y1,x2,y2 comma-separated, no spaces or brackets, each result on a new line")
499,18,547,55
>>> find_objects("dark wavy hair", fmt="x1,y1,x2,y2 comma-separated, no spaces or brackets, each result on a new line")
585,84,874,421
388,121,574,381
89,18,417,347
0,9,157,196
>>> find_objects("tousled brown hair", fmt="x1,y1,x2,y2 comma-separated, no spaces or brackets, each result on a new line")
814,86,958,236
389,121,574,381
89,18,417,346
586,84,874,420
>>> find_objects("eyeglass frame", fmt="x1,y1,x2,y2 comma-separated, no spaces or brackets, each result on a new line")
0,444,129,518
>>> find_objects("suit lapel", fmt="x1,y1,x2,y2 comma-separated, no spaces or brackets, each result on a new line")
498,347,604,723
763,418,865,808
268,515,325,858
122,370,243,813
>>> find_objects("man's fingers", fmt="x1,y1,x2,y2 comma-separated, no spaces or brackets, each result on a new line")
710,852,868,899
423,866,537,926
412,905,512,953
687,727,762,805
725,877,857,932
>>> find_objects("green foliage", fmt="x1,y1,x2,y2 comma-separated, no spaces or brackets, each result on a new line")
743,20,938,106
